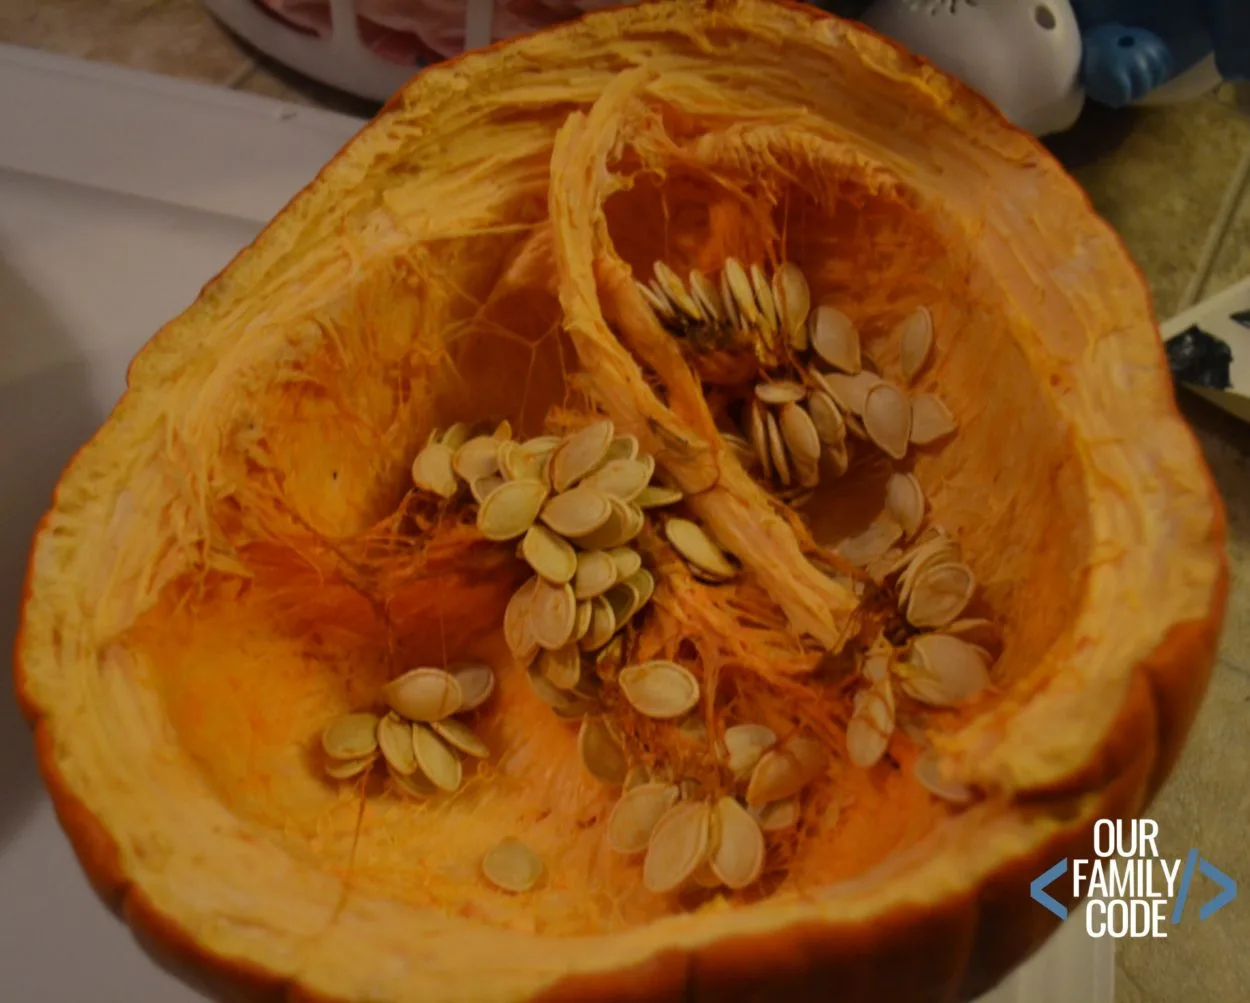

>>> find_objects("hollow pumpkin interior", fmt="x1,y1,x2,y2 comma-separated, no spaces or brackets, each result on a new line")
109,141,1085,936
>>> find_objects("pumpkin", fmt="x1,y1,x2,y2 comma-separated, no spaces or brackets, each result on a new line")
14,1,1228,1001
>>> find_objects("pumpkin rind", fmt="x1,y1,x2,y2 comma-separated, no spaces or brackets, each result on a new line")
13,1,1227,1002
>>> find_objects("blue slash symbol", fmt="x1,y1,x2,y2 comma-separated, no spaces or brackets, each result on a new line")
1197,858,1238,921
1030,858,1069,921
1172,849,1199,924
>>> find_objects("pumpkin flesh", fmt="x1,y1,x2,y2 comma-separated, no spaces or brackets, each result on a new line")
16,2,1225,1000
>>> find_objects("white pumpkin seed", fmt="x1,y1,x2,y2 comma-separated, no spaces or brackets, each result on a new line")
449,663,496,711
755,797,800,832
541,487,613,538
619,661,700,719
719,266,741,329
584,457,653,501
810,305,861,373
898,307,934,383
551,420,615,491
411,443,458,499
623,764,651,792
836,518,904,567
453,436,500,482
722,258,759,327
825,440,850,479
779,402,822,467
723,724,777,777
635,484,682,509
813,369,881,416
754,380,806,405
745,736,827,807
321,712,381,761
863,382,912,460
579,594,616,652
573,550,619,600
847,676,895,768
944,618,1002,653
765,411,792,487
384,668,463,722
569,494,634,550
608,547,643,580
377,712,419,775
578,714,629,785
906,562,976,628
654,261,702,321
885,472,926,539
498,439,543,482
637,279,676,320
389,762,435,796
573,599,594,643
470,474,504,504
605,435,640,463
482,838,543,893
910,393,957,445
608,783,680,854
665,518,736,580
643,801,712,894
431,717,490,759
806,390,846,447
504,577,540,664
412,724,462,792
325,754,376,780
529,578,578,650
900,633,991,706
493,419,513,440
913,750,973,803
689,269,724,324
538,643,583,690
477,479,548,541
520,435,561,457
747,399,773,480
520,524,577,584
773,263,811,351
751,263,779,335
440,422,471,452
709,797,766,890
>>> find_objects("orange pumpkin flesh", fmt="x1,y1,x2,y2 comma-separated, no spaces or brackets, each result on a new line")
15,2,1227,1001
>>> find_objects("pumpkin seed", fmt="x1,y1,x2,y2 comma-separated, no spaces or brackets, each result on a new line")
721,431,758,469
412,724,462,792
619,660,700,719
603,581,636,631
389,763,436,797
493,419,513,440
773,262,811,351
910,393,957,445
584,457,652,501
449,663,495,711
637,279,675,320
520,435,561,457
885,472,926,539
863,382,912,460
745,736,827,807
692,860,722,889
384,668,463,722
754,380,806,405
605,435,640,463
573,599,594,643
541,487,612,538
643,801,712,894
477,479,548,541
608,546,643,580
765,411,792,487
529,579,577,650
709,797,766,889
654,261,702,320
944,618,1002,653
623,764,651,792
471,474,504,504
636,484,683,509
906,562,975,628
538,643,583,690
847,676,895,768
325,754,376,780
901,633,991,706
665,518,736,580
573,550,619,600
521,524,577,584
377,712,418,775
608,783,681,854
578,714,629,785
806,390,845,448
836,518,904,567
622,568,656,619
810,305,861,373
482,838,543,893
677,715,708,746
441,422,471,452
747,399,773,480
431,717,490,759
411,443,458,499
723,258,759,327
689,269,724,324
498,439,543,482
779,402,822,468
898,307,934,382
504,577,540,664
750,263,779,335
825,439,850,478
755,797,800,832
723,724,777,777
454,436,500,482
813,369,881,416
719,267,741,329
321,712,381,761
570,494,634,550
913,750,973,803
551,419,614,491
579,594,616,652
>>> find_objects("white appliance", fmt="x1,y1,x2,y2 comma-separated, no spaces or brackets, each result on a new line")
0,43,1114,1003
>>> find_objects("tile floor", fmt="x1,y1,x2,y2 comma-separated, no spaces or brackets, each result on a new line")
1,3,1247,1001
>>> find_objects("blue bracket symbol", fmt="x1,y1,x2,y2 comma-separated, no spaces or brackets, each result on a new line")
1198,858,1237,921
1030,858,1069,921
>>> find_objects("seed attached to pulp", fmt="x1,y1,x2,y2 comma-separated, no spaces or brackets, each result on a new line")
431,717,490,759
863,382,912,460
411,443,458,499
636,484,682,508
755,797,800,832
608,783,681,854
619,661,700,719
773,262,811,350
898,306,934,382
412,724,463,792
578,714,629,785
837,518,904,567
389,763,436,797
551,419,614,491
810,304,861,374
538,643,583,690
723,724,778,778
608,546,643,580
755,380,806,405
321,712,381,761
377,712,418,775
665,518,736,580
906,562,976,628
900,632,991,706
885,472,926,539
482,838,544,893
384,668,463,722
910,393,957,445
470,474,504,504
477,478,548,541
324,754,376,780
745,736,827,807
913,750,973,803
448,663,495,711
573,549,619,600
709,796,766,889
643,800,712,894
815,369,881,416
605,434,639,463
847,675,895,768
541,487,612,538
529,578,578,650
504,577,540,664
521,524,577,584
453,435,500,482
584,458,652,501
579,594,616,652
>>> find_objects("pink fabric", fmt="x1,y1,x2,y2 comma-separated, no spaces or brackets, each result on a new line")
257,0,623,64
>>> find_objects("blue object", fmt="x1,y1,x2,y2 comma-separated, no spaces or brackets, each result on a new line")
1072,0,1250,108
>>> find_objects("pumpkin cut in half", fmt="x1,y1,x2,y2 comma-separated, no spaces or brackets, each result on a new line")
15,1,1228,1001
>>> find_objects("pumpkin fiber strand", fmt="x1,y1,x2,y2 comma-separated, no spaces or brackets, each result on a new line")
15,2,1226,1002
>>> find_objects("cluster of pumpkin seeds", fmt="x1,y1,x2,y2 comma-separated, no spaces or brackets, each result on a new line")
318,662,496,795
